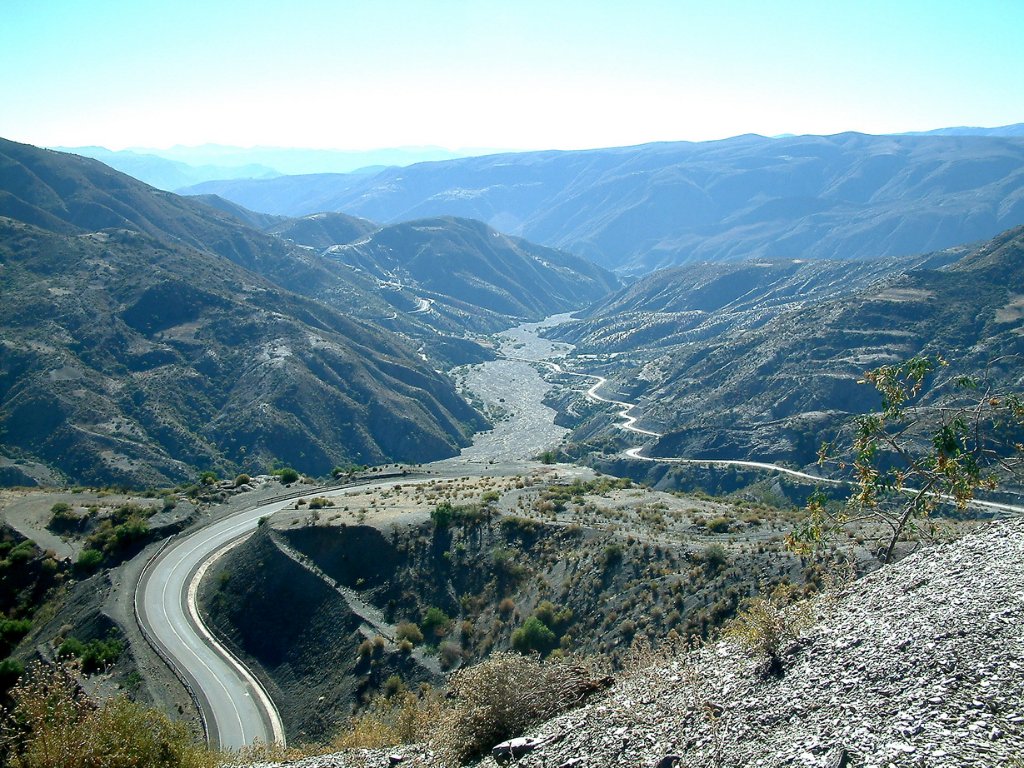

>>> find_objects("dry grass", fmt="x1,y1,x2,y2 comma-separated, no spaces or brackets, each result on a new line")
2,663,216,768
430,651,610,764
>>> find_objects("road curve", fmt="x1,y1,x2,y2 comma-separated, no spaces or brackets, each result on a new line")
527,355,1024,514
136,495,294,750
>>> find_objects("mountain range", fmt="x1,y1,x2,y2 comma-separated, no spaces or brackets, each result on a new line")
182,131,1024,274
54,144,503,191
0,138,613,486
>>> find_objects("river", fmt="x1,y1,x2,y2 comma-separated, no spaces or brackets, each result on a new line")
453,314,575,464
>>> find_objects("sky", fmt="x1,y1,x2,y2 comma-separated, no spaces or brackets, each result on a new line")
2,0,1022,152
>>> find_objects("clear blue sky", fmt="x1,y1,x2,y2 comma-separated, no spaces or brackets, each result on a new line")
2,0,1022,151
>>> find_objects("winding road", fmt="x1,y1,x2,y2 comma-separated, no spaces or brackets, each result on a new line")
531,356,1024,513
136,495,295,750
134,332,1022,752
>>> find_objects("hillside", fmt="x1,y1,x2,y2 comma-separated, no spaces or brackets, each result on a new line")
552,226,1024,473
230,514,1024,767
314,217,619,334
558,250,959,352
182,132,1024,273
199,469,832,742
0,138,490,485
484,516,1024,768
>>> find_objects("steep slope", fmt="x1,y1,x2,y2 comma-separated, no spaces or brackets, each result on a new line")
317,217,619,333
558,250,959,352
562,227,1024,470
0,139,486,486
182,133,1024,273
466,517,1024,768
265,211,377,249
8,138,618,359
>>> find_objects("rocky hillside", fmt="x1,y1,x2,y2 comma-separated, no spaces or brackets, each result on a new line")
198,470,827,742
183,132,1024,273
0,138,487,485
246,515,1024,767
316,217,619,334
549,226,1024,474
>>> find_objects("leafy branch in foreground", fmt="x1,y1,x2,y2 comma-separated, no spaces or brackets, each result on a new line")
790,355,1024,563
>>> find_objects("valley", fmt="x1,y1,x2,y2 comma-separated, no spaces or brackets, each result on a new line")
1,130,1023,767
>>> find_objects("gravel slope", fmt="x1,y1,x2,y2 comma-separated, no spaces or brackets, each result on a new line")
243,516,1024,768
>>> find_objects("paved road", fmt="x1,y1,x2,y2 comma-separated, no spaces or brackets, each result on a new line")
135,474,437,751
532,354,1024,512
136,495,293,750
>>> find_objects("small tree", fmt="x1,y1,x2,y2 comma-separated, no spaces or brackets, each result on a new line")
792,355,1024,563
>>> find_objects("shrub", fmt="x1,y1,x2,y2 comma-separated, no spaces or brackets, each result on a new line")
701,543,728,573
395,621,423,645
48,503,78,530
332,689,442,750
0,617,32,656
430,502,454,528
497,597,516,617
511,616,557,655
0,657,23,695
438,641,462,670
704,516,732,533
725,591,813,678
233,474,251,487
4,663,215,768
274,467,300,485
75,548,104,573
421,607,451,641
58,632,123,674
430,652,606,763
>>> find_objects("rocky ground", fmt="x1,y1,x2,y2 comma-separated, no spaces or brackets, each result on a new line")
242,515,1024,768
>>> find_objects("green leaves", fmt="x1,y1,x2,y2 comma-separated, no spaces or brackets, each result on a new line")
794,354,1024,563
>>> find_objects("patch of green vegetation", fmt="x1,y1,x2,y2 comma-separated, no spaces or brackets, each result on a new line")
273,467,301,484
57,630,124,674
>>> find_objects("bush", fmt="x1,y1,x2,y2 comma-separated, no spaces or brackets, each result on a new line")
421,607,451,641
233,474,251,487
57,632,123,674
0,617,32,656
49,503,78,530
274,467,300,485
701,543,728,573
430,652,606,763
725,591,813,678
511,616,557,655
704,516,732,533
0,657,23,695
76,549,104,572
4,663,215,768
331,689,441,750
438,641,462,670
430,502,454,528
395,621,423,645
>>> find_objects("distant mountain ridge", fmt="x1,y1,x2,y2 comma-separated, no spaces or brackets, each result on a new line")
182,132,1024,274
54,144,507,190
